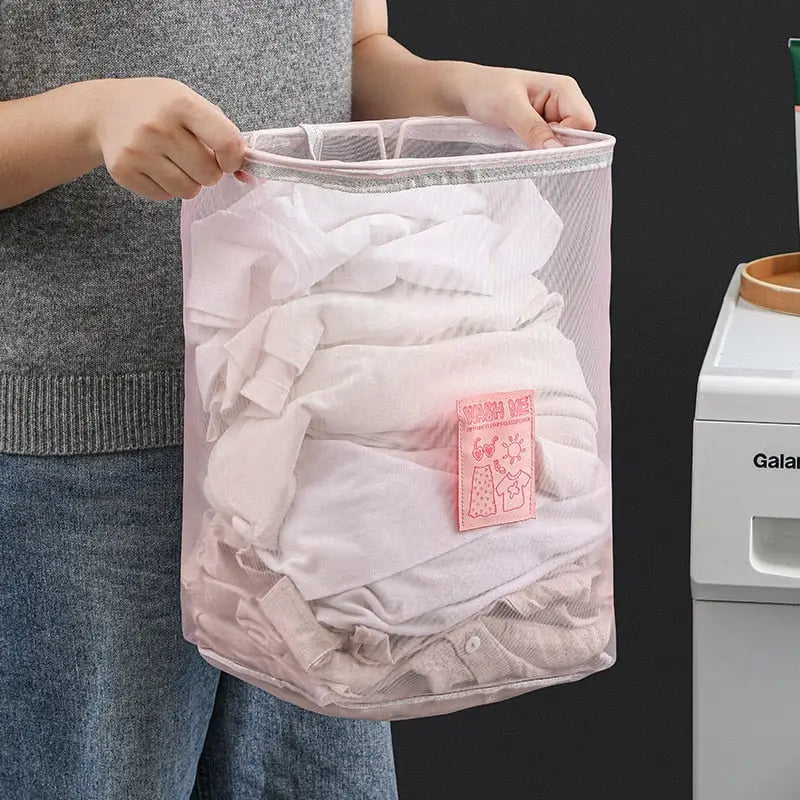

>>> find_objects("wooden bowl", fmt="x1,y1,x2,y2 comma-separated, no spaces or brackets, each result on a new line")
740,252,800,315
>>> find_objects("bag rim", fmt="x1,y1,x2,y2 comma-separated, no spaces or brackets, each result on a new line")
241,116,615,182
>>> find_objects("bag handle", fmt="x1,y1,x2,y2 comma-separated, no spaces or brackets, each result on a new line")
299,124,325,161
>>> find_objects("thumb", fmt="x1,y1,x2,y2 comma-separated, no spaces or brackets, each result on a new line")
505,99,563,150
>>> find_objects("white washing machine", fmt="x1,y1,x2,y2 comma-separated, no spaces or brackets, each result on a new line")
692,263,800,799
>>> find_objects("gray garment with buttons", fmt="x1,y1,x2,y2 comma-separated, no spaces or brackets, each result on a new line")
184,515,615,719
0,0,353,454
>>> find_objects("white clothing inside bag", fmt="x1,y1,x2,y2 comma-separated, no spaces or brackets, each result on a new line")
258,437,608,597
186,179,564,321
311,487,610,635
204,321,598,550
268,439,611,634
194,276,562,432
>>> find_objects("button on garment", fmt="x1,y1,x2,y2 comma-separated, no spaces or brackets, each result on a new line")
465,636,482,654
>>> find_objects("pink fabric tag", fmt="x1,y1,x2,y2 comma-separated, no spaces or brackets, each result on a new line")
456,390,535,532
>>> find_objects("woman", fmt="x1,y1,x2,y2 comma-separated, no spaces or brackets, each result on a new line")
0,1,595,797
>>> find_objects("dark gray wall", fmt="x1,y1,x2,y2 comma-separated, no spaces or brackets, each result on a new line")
389,4,800,798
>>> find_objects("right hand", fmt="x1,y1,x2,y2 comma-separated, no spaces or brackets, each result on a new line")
87,77,247,201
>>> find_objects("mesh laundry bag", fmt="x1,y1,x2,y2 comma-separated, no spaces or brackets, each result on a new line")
180,117,616,720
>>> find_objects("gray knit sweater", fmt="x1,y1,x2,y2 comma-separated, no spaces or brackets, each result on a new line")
0,1,352,454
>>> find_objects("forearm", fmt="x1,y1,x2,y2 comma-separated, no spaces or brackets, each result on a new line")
0,81,105,210
352,34,475,120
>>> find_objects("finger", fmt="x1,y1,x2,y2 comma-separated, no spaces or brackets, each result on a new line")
552,78,596,131
146,156,203,200
165,128,224,186
561,110,597,131
233,169,258,185
503,91,563,150
179,98,247,173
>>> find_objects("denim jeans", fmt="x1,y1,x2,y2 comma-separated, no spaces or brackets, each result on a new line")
0,448,397,800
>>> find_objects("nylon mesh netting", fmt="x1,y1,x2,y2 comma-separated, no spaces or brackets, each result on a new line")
179,117,616,720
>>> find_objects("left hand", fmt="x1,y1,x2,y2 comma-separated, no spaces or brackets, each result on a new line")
443,63,596,149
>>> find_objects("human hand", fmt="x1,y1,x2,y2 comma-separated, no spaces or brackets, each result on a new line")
86,77,246,200
442,63,596,149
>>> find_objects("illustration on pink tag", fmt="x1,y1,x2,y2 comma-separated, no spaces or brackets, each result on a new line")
456,390,536,532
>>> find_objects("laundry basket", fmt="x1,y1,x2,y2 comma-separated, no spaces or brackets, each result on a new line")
180,117,616,720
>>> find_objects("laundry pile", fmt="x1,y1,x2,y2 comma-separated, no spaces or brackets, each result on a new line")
181,158,614,718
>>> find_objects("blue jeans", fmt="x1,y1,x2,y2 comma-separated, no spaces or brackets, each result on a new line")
0,448,397,800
